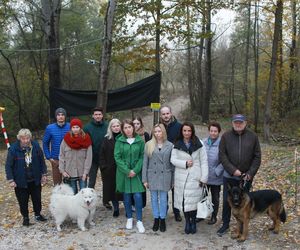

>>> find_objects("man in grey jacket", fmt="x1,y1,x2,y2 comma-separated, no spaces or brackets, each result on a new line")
217,114,261,236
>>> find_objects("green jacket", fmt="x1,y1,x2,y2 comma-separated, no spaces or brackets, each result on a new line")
114,134,145,193
83,120,108,165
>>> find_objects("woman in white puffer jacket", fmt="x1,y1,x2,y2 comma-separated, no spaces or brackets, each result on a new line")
171,122,208,234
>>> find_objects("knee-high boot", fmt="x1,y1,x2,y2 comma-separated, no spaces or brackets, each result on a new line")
184,212,191,234
190,212,197,234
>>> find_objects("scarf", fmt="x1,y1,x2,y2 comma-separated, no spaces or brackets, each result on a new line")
24,146,33,168
64,132,92,149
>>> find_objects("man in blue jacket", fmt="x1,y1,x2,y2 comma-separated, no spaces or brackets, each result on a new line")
160,105,182,222
43,108,70,185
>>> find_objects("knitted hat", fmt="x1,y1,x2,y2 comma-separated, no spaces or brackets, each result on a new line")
70,118,83,129
55,107,67,117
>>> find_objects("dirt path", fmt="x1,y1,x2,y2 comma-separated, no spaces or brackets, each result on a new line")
0,95,298,250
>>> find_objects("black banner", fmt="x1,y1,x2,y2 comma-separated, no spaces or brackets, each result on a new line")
50,72,161,117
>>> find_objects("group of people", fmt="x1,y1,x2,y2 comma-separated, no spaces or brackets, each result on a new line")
5,105,261,236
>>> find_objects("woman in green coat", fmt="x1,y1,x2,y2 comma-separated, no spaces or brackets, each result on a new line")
114,119,145,233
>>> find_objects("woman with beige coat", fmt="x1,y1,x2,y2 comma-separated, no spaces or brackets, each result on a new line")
171,122,208,234
59,118,92,194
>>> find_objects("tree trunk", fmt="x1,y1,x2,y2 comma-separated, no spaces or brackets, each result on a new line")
96,0,117,112
41,0,62,89
196,1,205,117
243,1,251,110
286,0,297,112
186,6,195,111
264,0,283,142
253,0,259,132
155,0,161,73
202,0,212,123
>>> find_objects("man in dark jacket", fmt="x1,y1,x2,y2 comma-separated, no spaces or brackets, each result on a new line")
159,105,182,222
83,107,108,204
217,114,261,236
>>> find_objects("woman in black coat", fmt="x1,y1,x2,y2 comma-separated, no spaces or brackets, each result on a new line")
99,118,123,217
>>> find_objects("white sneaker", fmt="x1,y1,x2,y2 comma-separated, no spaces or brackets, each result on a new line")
136,221,145,233
126,218,133,229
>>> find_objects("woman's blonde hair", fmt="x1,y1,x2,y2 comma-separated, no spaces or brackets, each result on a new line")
17,128,32,140
145,124,167,157
105,118,121,139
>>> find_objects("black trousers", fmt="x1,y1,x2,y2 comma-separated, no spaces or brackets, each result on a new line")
222,177,252,226
88,162,99,189
15,182,42,218
207,184,221,218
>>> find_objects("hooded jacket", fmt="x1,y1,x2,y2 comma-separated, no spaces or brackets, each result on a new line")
114,134,145,193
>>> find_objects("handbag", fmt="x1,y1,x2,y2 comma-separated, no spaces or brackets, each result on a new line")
196,185,214,219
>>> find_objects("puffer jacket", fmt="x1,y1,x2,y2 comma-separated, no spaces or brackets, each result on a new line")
171,138,208,212
59,140,92,177
203,137,224,185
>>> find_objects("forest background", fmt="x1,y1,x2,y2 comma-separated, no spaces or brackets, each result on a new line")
0,0,299,144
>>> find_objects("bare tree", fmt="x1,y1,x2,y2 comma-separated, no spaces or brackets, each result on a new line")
243,1,251,110
202,0,212,123
264,0,283,142
97,0,117,112
41,0,62,88
253,0,259,132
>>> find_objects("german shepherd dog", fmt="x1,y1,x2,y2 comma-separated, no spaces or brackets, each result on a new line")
227,182,286,242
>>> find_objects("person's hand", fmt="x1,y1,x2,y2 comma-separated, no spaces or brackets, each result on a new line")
82,174,87,181
9,181,16,188
243,173,251,181
144,182,148,189
41,176,47,185
199,181,206,187
128,170,136,177
63,171,70,178
233,169,242,177
186,160,193,168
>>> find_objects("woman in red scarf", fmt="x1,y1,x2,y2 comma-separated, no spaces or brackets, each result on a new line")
59,118,92,194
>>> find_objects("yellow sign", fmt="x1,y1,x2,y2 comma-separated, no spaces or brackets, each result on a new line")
150,103,161,111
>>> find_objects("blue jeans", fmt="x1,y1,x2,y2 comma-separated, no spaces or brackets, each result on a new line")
150,190,168,219
69,177,87,194
124,192,143,221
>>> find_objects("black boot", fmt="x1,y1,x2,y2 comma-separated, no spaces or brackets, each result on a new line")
190,215,197,234
184,214,191,234
207,215,217,225
160,218,166,232
152,218,160,231
22,217,30,226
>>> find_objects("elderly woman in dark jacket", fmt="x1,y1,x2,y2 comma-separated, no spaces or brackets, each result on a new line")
99,118,123,217
142,124,174,232
203,122,224,225
5,129,47,226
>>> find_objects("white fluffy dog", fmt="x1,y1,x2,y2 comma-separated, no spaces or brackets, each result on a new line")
50,184,98,231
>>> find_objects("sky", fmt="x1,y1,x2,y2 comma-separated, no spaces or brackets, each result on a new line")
212,8,237,44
